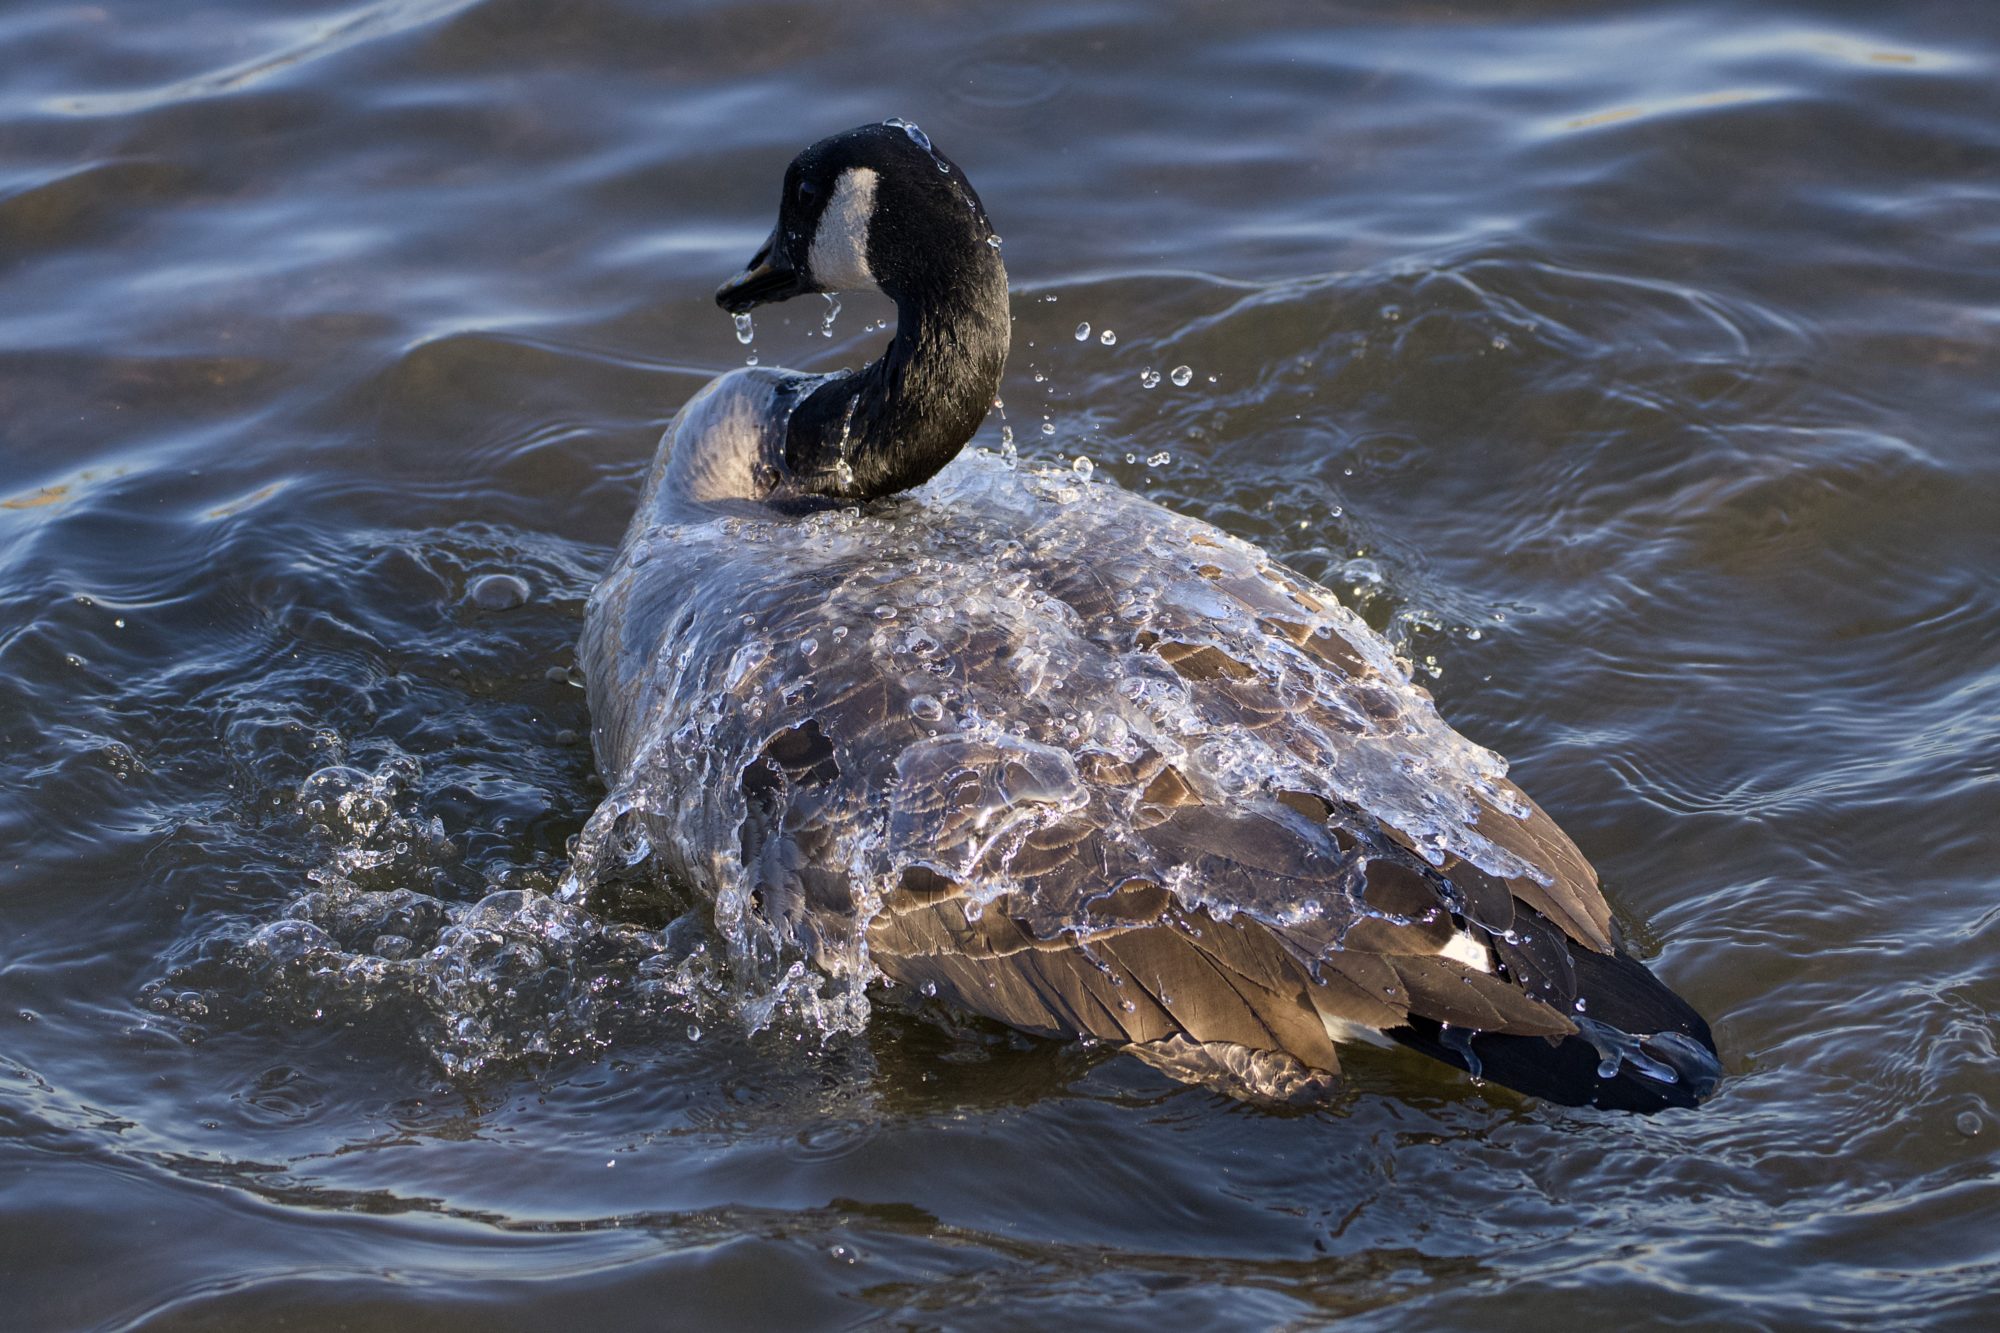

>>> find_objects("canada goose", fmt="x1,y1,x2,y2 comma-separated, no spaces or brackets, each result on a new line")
577,121,1721,1111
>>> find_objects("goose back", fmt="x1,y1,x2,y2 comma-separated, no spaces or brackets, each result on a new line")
580,446,1654,1099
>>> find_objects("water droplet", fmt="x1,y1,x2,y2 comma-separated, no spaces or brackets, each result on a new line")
732,312,755,345
883,116,931,153
746,352,759,366
1074,322,1091,341
1099,329,1117,346
1040,421,1055,435
468,573,530,612
1146,450,1171,467
1170,365,1193,387
686,1023,701,1042
1380,304,1402,322
1072,456,1094,480
1956,1110,1982,1136
1140,368,1161,388
1033,371,1046,383
987,234,1003,249
1490,334,1510,351
799,637,819,657
1206,373,1218,384
872,605,898,621
819,292,841,338
909,694,944,721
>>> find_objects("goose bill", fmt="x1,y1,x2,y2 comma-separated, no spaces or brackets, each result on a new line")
716,231,803,312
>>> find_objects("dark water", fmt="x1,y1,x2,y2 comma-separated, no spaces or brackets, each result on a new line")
3,0,1997,1326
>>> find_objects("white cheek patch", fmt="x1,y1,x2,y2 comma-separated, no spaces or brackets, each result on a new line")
807,166,879,293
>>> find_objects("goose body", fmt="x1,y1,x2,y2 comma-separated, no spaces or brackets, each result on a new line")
579,122,1720,1111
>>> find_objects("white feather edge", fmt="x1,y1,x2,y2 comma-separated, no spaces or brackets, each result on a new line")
1319,926,1494,1050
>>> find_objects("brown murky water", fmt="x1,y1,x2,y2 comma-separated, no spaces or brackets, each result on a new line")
3,1,1997,1327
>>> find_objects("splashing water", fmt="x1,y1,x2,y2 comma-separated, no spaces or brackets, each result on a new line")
576,449,1550,1043
882,116,932,154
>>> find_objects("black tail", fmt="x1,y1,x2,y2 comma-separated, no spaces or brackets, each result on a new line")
1391,945,1720,1113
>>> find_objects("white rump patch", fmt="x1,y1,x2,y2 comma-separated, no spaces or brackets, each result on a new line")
1321,1016,1395,1049
808,166,878,293
1438,928,1493,973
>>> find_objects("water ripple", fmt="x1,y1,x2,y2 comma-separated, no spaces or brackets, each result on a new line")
4,0,2000,1325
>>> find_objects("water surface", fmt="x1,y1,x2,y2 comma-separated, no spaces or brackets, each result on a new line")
3,0,1998,1327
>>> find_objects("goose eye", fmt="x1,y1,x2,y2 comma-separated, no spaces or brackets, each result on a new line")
796,179,820,208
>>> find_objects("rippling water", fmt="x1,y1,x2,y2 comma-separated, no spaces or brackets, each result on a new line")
4,1,1998,1326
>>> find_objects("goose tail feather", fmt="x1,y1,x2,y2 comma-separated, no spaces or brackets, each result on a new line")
1389,945,1720,1113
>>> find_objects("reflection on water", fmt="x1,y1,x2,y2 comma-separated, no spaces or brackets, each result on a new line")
3,0,1998,1327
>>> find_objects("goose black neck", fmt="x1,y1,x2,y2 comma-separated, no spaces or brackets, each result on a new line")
782,251,1009,502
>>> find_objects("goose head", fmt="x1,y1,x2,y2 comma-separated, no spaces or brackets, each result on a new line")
704,121,1010,504
716,119,1002,316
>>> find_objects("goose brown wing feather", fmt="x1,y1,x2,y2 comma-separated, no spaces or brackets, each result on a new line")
868,895,1341,1065
868,874,1574,1078
841,509,1604,1071
1075,501,1612,941
1473,789,1612,952
1071,508,1617,959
